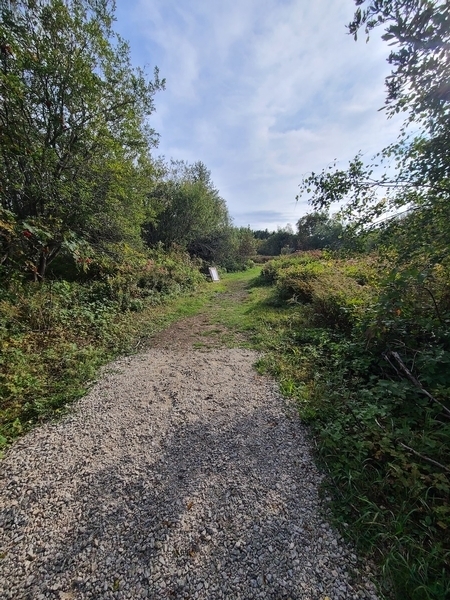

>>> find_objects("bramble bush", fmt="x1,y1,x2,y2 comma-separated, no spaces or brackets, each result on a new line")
262,253,374,331
256,251,450,599
0,245,205,450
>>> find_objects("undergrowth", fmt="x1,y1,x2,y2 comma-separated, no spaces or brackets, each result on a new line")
250,252,450,600
0,246,208,452
2,247,449,599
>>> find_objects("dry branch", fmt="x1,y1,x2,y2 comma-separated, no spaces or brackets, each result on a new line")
384,350,450,419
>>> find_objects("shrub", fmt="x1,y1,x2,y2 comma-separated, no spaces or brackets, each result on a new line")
276,261,327,302
311,278,368,331
265,253,373,331
260,251,325,284
256,251,450,598
0,245,205,450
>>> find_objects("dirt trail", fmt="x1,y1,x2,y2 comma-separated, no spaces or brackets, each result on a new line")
151,280,248,351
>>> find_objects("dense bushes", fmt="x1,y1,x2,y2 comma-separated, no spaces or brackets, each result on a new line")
264,1,450,595
262,252,374,331
0,246,205,450
257,251,450,599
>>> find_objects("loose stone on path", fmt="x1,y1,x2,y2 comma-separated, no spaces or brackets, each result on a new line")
0,347,379,599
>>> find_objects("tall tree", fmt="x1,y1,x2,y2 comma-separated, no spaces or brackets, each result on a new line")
0,0,164,279
299,1,450,264
144,160,230,249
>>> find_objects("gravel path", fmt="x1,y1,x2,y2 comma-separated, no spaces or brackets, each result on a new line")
0,331,379,599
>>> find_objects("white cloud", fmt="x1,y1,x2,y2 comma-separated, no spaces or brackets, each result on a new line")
114,0,406,230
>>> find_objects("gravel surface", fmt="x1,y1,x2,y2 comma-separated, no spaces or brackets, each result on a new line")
0,340,380,599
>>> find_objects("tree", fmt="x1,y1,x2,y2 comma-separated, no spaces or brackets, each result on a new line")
298,2,450,264
349,1,450,132
0,0,164,279
253,229,271,240
144,160,230,250
296,212,344,250
347,1,450,202
257,227,297,256
186,226,256,271
235,227,257,262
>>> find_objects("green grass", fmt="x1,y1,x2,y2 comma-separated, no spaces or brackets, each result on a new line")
208,267,291,344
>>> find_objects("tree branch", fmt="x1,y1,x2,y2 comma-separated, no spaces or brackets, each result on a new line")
385,350,450,418
397,441,450,474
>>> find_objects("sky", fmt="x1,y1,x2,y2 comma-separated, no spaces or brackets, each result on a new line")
113,0,404,231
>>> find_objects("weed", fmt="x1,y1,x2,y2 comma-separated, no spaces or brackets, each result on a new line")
0,248,208,450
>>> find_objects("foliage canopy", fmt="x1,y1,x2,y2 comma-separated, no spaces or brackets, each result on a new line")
0,0,164,279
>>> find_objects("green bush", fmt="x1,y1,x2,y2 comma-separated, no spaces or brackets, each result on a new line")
266,253,372,331
310,272,371,331
260,251,325,284
255,252,450,598
0,245,205,450
276,261,326,302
